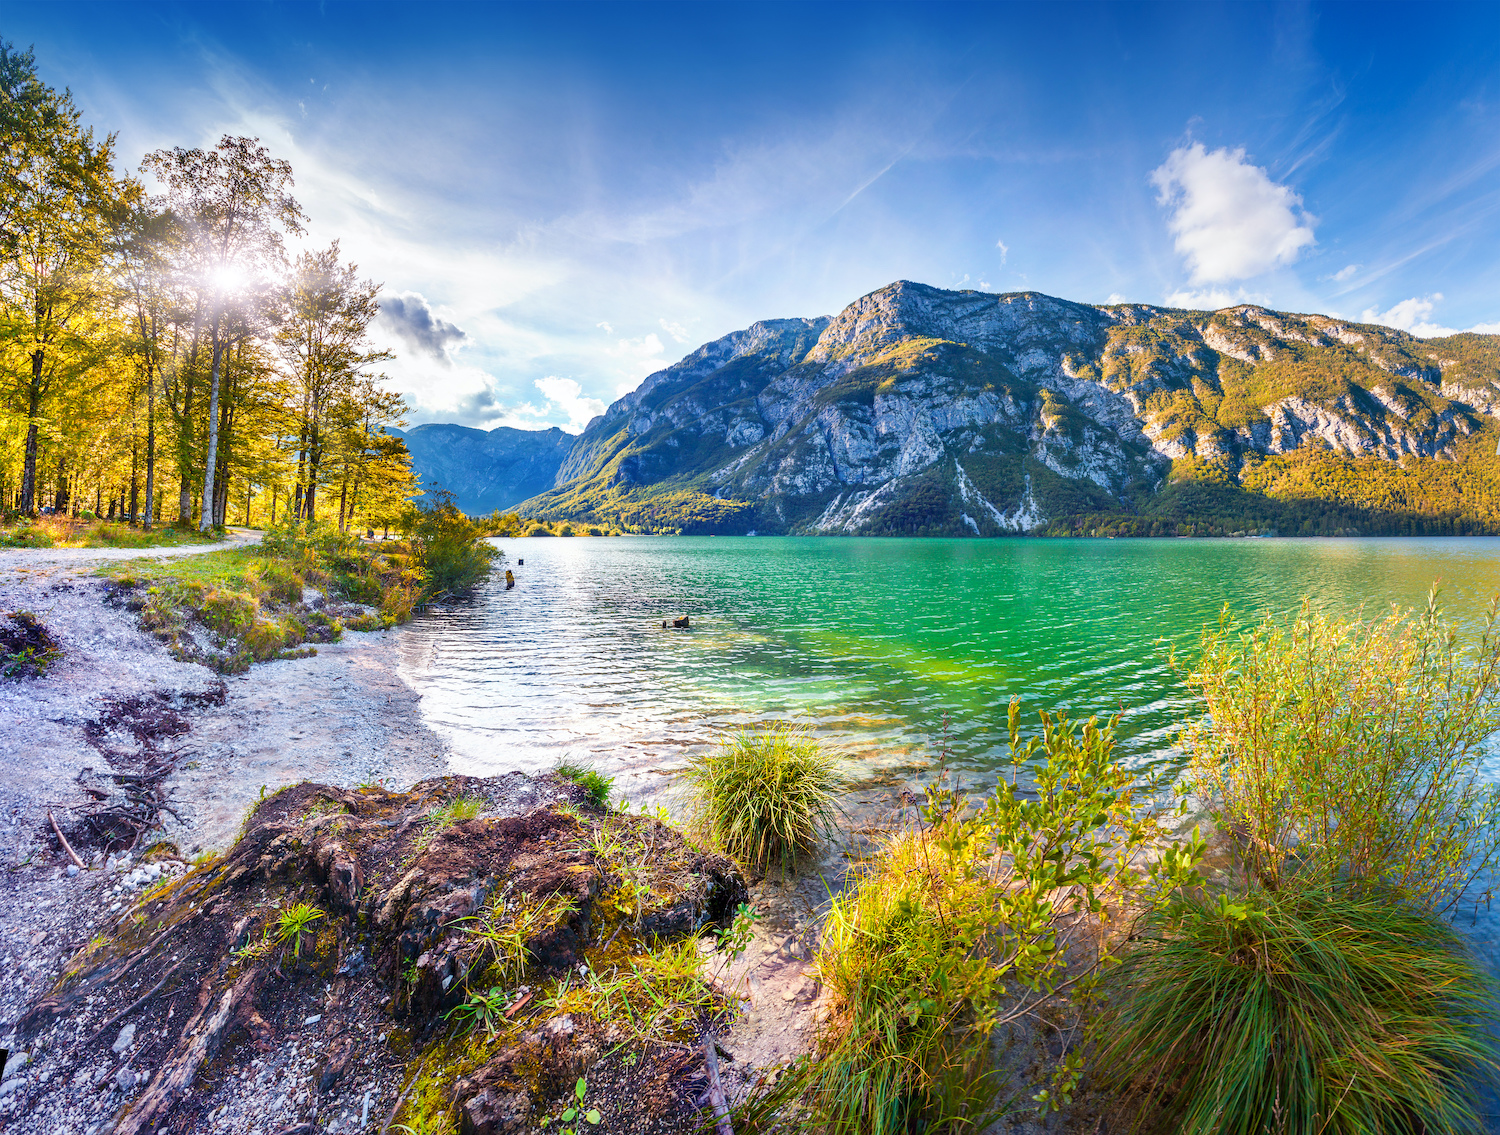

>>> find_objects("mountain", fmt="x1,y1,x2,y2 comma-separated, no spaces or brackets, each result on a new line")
390,423,575,515
515,281,1500,536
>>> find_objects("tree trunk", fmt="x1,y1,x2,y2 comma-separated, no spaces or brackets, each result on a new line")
199,324,225,532
19,350,43,515
143,367,156,530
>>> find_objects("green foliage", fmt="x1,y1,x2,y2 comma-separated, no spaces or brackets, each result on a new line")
755,704,1198,1134
683,725,843,875
445,985,510,1038
1179,592,1500,914
272,902,325,959
713,901,759,959
426,794,485,830
0,610,63,678
400,488,498,598
539,1077,602,1132
1094,886,1498,1135
554,761,614,809
464,892,576,987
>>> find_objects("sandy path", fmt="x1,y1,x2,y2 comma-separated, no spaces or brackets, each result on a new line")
0,526,261,577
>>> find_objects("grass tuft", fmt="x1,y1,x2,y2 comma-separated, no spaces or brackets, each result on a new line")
1094,885,1499,1134
683,725,841,875
555,762,615,810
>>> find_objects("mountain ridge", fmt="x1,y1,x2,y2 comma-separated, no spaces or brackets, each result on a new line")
389,423,574,516
505,281,1500,536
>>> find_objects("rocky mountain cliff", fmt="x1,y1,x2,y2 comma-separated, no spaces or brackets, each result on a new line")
391,423,574,515
517,282,1500,536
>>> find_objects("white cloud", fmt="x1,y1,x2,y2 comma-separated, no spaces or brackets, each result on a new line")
1361,295,1457,337
1165,286,1270,310
1358,295,1500,338
977,280,992,290
1332,263,1360,282
996,238,1008,265
1105,292,1129,305
659,318,690,343
1150,143,1316,283
596,321,614,334
533,376,606,432
607,332,665,365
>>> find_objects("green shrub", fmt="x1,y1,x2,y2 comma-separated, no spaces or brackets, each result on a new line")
1094,886,1498,1135
745,704,1197,1134
1179,591,1500,913
258,561,305,606
555,762,615,809
400,490,498,598
683,725,842,875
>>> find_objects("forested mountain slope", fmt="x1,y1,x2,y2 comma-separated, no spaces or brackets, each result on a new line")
515,282,1500,536
391,424,574,515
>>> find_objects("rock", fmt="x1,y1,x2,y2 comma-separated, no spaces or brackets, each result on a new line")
317,1036,355,1093
460,1086,531,1135
3,1052,28,1078
66,864,79,877
303,1015,322,1026
114,1065,134,1092
112,1023,136,1054
0,1077,21,1097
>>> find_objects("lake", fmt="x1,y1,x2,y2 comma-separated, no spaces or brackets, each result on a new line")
397,535,1500,806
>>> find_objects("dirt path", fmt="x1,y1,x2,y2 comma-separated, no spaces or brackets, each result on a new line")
0,527,261,578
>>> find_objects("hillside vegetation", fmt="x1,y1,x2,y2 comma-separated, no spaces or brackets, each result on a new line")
510,283,1500,536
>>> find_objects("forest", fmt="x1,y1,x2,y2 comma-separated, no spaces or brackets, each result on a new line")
0,41,413,534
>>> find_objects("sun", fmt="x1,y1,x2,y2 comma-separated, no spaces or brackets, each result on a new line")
209,262,249,293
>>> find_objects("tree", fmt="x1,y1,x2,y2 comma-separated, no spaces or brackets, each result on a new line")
142,135,304,530
275,242,392,522
0,39,118,514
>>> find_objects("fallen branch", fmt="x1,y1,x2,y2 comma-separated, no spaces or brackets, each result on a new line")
702,1031,733,1135
381,1056,428,1135
48,809,86,870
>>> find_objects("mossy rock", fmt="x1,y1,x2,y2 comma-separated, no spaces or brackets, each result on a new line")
16,773,747,1135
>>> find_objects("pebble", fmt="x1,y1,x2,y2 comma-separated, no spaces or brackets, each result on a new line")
65,864,79,877
0,1078,22,1097
2,1053,27,1078
112,1023,136,1054
303,1014,322,1026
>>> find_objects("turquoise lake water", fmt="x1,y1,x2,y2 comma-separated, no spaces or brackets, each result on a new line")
398,535,1500,804
396,533,1500,1122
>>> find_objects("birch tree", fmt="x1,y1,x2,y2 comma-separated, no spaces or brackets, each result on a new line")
142,136,304,530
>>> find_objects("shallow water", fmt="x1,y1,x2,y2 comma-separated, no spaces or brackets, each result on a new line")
399,534,1500,796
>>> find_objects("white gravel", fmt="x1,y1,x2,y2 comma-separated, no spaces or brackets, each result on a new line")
0,540,453,1097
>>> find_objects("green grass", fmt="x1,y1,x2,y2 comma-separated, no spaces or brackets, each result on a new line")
1093,886,1499,1135
682,725,842,875
0,516,222,549
272,902,325,959
426,794,486,829
555,762,615,809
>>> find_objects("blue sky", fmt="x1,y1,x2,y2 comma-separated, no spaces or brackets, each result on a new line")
6,1,1500,431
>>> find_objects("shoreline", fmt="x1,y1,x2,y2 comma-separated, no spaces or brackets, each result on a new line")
0,556,452,1048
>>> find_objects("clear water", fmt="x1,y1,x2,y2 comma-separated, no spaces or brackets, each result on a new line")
399,535,1500,801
